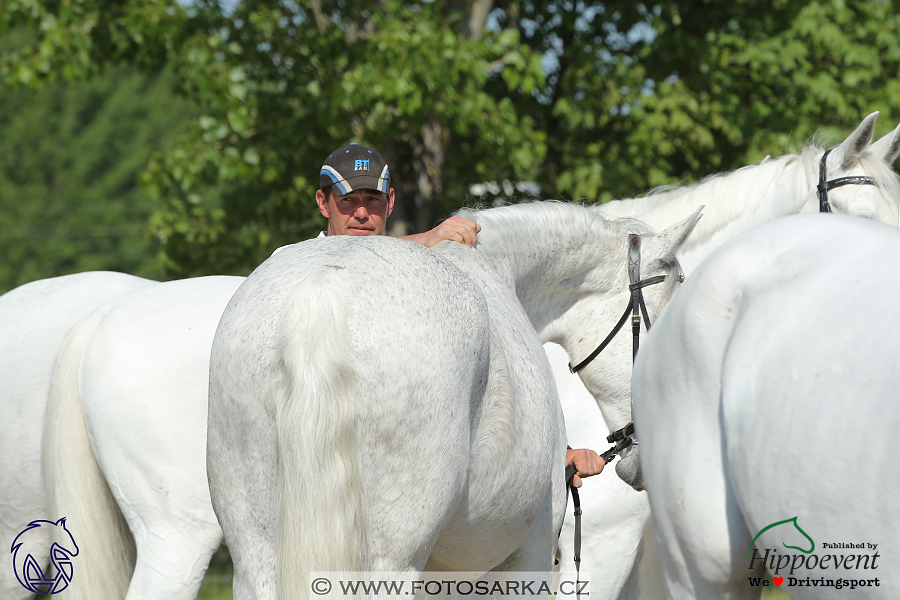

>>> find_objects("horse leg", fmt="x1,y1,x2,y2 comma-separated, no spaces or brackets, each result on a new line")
558,470,653,600
642,427,759,599
125,525,223,600
207,394,278,600
630,516,665,600
490,418,568,580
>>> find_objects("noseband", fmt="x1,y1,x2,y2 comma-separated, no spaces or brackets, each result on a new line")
817,148,877,213
567,233,680,462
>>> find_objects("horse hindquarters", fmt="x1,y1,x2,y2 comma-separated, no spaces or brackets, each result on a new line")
208,238,489,600
631,257,758,600
0,272,152,600
42,309,136,600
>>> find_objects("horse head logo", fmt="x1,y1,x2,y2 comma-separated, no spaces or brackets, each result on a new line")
11,518,79,594
747,516,815,558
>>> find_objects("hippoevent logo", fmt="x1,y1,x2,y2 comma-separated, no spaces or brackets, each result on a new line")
746,516,880,591
10,518,79,595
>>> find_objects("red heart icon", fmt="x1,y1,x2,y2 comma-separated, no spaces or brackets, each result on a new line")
773,577,783,586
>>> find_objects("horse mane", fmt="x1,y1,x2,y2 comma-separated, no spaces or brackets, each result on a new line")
456,200,655,253
602,141,897,254
608,139,898,225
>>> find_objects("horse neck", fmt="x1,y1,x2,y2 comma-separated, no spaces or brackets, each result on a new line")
610,150,815,267
466,203,630,333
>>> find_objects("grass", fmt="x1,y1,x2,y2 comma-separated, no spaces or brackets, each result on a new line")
197,543,234,600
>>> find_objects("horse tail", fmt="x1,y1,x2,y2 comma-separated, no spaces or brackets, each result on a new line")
275,283,365,598
42,309,135,600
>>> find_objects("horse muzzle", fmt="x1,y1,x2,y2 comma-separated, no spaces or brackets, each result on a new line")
614,442,645,491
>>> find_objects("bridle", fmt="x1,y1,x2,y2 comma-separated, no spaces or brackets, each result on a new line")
563,149,877,460
817,147,877,213
559,233,675,582
566,233,680,463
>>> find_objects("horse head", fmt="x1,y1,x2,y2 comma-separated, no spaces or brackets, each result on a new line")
50,517,79,558
817,112,900,224
590,208,702,491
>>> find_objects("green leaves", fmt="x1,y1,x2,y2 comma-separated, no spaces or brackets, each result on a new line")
3,0,899,282
0,0,193,86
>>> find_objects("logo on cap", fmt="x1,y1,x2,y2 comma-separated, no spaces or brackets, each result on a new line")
354,159,370,171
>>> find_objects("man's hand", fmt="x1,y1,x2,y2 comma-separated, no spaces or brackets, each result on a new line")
566,448,605,488
402,216,481,248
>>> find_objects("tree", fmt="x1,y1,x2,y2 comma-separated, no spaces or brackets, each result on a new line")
493,0,900,201
141,0,547,276
3,0,898,280
0,64,198,293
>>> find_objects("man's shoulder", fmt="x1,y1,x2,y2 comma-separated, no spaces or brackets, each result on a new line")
271,232,327,257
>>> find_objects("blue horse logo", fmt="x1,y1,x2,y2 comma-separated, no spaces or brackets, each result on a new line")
11,518,79,594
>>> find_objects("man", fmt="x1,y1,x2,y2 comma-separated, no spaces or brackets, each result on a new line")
317,143,480,246
317,143,604,486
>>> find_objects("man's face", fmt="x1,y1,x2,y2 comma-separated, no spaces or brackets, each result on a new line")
316,188,395,236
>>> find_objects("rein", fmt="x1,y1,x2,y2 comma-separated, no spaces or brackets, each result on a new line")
817,148,877,213
566,233,677,462
559,234,670,587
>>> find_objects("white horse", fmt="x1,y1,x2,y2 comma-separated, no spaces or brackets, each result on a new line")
42,276,242,600
0,272,153,600
631,214,900,599
554,112,900,600
206,202,699,600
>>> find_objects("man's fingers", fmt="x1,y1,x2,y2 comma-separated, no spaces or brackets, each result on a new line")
441,219,478,246
568,448,605,479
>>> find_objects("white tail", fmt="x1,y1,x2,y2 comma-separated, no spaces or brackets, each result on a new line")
275,284,365,600
42,309,135,600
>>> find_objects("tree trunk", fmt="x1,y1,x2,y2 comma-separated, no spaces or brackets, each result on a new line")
406,1,493,233
412,114,449,233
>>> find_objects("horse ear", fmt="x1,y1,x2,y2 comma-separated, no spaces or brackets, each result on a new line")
644,206,703,261
834,112,879,166
56,517,67,527
868,121,900,165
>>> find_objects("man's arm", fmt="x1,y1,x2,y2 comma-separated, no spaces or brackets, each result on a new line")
401,215,480,248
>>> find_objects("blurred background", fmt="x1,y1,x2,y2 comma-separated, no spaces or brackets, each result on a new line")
1,0,898,295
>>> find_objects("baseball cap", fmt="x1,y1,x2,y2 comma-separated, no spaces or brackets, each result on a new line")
319,144,391,194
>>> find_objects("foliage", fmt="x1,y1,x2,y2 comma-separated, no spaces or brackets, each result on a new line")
495,0,900,201
0,0,198,85
644,0,900,172
140,0,548,276
0,65,198,293
2,0,899,279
